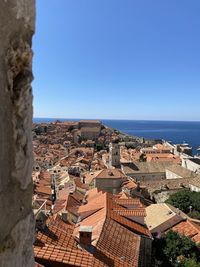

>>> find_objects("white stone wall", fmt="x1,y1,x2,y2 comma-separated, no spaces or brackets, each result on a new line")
182,159,200,173
109,143,120,167
166,170,182,179
189,184,200,192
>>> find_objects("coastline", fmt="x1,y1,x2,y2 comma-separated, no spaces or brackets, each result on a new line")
33,118,200,155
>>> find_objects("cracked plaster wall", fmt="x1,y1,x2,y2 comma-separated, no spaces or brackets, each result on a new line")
0,0,35,266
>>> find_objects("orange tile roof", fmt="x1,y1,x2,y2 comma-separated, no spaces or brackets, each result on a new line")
106,195,151,237
35,245,97,267
95,218,141,267
123,180,138,190
114,198,144,207
78,190,106,220
36,179,51,187
73,207,106,246
95,168,126,179
71,191,85,202
34,217,107,267
35,217,77,249
73,215,142,266
39,171,52,180
118,192,130,199
74,178,88,190
172,220,200,244
53,199,68,214
35,172,52,188
76,190,151,239
35,189,151,267
109,208,150,237
153,144,171,150
35,186,52,196
85,187,106,201
113,208,146,217
58,187,70,200
66,194,81,217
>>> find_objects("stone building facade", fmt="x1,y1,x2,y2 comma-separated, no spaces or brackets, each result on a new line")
109,142,121,168
0,1,35,266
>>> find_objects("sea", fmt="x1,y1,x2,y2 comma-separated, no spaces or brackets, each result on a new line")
33,118,200,155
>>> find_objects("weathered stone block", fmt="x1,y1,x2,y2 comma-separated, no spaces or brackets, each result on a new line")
0,0,35,266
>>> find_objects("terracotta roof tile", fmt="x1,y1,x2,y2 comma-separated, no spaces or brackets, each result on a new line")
113,208,146,217
35,186,52,196
35,188,151,267
95,218,140,267
95,168,126,179
35,244,97,266
172,220,200,244
35,216,77,249
122,180,138,190
106,195,151,237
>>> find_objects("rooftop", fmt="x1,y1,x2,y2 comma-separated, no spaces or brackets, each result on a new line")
122,161,173,174
140,177,191,193
81,127,101,132
34,190,150,267
172,219,200,244
95,168,126,179
145,203,184,233
189,176,200,188
74,188,151,242
166,165,197,178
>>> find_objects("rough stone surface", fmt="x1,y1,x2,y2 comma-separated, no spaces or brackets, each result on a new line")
0,0,35,266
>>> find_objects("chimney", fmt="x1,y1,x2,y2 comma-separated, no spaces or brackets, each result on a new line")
79,226,92,246
35,211,48,231
61,211,68,222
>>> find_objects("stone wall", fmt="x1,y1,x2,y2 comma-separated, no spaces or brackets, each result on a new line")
127,172,166,182
182,158,200,173
0,1,35,266
95,178,125,194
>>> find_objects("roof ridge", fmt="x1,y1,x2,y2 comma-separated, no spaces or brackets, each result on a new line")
187,219,200,231
105,194,151,237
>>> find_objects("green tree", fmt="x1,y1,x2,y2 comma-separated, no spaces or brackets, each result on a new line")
163,231,197,262
34,126,44,135
95,144,103,151
182,258,200,267
187,211,200,220
190,192,200,211
166,190,200,218
152,231,200,267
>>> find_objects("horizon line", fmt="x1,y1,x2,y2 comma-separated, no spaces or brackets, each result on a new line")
33,117,200,123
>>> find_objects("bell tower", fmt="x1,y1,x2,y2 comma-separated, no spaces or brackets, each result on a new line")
109,142,120,168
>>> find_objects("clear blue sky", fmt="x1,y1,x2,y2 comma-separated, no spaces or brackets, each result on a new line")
33,0,200,121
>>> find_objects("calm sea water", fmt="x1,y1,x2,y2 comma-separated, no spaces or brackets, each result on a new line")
33,118,200,155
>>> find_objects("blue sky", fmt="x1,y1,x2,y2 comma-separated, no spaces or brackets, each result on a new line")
33,0,200,121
